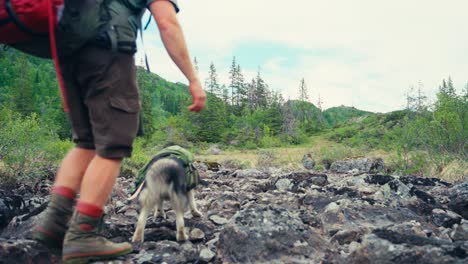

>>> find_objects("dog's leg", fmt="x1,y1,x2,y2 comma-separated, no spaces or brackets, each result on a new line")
171,194,188,241
189,190,203,218
153,198,166,219
132,190,151,243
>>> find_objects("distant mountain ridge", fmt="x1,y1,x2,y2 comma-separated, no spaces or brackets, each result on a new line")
323,105,374,127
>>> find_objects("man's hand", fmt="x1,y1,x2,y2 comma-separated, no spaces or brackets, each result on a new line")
188,79,206,112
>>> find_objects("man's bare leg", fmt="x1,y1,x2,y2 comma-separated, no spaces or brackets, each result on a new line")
62,155,133,263
54,147,96,192
78,155,122,207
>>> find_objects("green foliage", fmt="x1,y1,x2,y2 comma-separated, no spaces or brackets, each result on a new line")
0,108,72,184
2,48,466,183
285,100,323,132
121,138,151,177
396,79,467,160
323,106,373,127
323,77,467,178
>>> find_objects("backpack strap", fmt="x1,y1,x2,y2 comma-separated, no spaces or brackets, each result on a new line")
4,0,48,36
48,0,69,112
0,16,10,27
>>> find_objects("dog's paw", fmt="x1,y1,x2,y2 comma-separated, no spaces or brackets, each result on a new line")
160,210,167,219
153,210,167,219
132,233,144,243
176,230,188,241
191,210,203,218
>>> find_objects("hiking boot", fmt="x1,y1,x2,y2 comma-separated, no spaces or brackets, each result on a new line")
62,212,133,264
32,194,74,255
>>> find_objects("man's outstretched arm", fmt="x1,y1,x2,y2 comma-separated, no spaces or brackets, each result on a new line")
149,0,206,112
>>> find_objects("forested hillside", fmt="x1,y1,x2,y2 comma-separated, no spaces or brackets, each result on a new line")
0,47,466,185
323,106,374,127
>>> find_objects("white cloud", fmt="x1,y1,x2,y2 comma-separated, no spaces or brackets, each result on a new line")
139,0,468,112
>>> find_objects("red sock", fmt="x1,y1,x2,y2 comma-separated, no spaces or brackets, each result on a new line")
76,201,103,218
51,186,76,201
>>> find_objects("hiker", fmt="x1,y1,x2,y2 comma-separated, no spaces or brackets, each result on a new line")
31,0,206,262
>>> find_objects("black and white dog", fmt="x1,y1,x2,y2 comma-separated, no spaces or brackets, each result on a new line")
129,157,203,242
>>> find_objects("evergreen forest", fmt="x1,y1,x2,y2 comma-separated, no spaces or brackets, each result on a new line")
0,47,466,186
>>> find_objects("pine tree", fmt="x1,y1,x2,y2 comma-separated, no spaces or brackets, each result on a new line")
254,69,268,109
247,78,256,110
415,80,427,113
405,85,417,120
190,95,227,142
317,94,324,124
11,54,35,116
221,84,229,105
446,76,456,96
206,62,220,97
229,57,237,106
236,65,246,108
281,100,297,139
296,78,311,127
299,78,309,102
266,90,284,135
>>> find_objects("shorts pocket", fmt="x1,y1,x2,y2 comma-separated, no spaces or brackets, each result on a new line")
109,97,140,113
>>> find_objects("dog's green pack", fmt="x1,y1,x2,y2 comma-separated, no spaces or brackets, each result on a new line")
133,145,200,193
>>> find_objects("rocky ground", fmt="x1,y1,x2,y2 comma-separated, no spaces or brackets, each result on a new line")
0,157,467,264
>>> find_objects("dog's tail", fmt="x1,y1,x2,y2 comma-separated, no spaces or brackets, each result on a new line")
127,181,145,201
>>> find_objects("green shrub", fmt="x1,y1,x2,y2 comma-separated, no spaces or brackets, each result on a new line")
328,127,358,142
243,141,258,150
259,135,282,148
314,164,325,171
121,138,151,178
0,110,73,185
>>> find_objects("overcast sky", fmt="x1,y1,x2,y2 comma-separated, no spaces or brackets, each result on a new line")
137,0,468,113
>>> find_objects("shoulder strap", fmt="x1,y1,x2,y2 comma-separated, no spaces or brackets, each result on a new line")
139,10,151,72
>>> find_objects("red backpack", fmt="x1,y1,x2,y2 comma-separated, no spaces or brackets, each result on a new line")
1,0,68,111
0,0,63,44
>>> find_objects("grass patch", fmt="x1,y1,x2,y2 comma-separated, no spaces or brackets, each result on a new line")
439,160,468,182
195,136,383,170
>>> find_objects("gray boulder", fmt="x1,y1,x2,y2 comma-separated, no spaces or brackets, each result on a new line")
273,171,328,193
133,241,199,264
450,220,468,241
348,232,467,264
302,153,316,169
432,209,462,228
331,158,386,173
448,182,468,219
0,239,54,264
232,168,267,179
217,205,328,263
330,158,373,173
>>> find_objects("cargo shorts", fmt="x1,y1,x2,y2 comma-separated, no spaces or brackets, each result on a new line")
60,45,140,159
